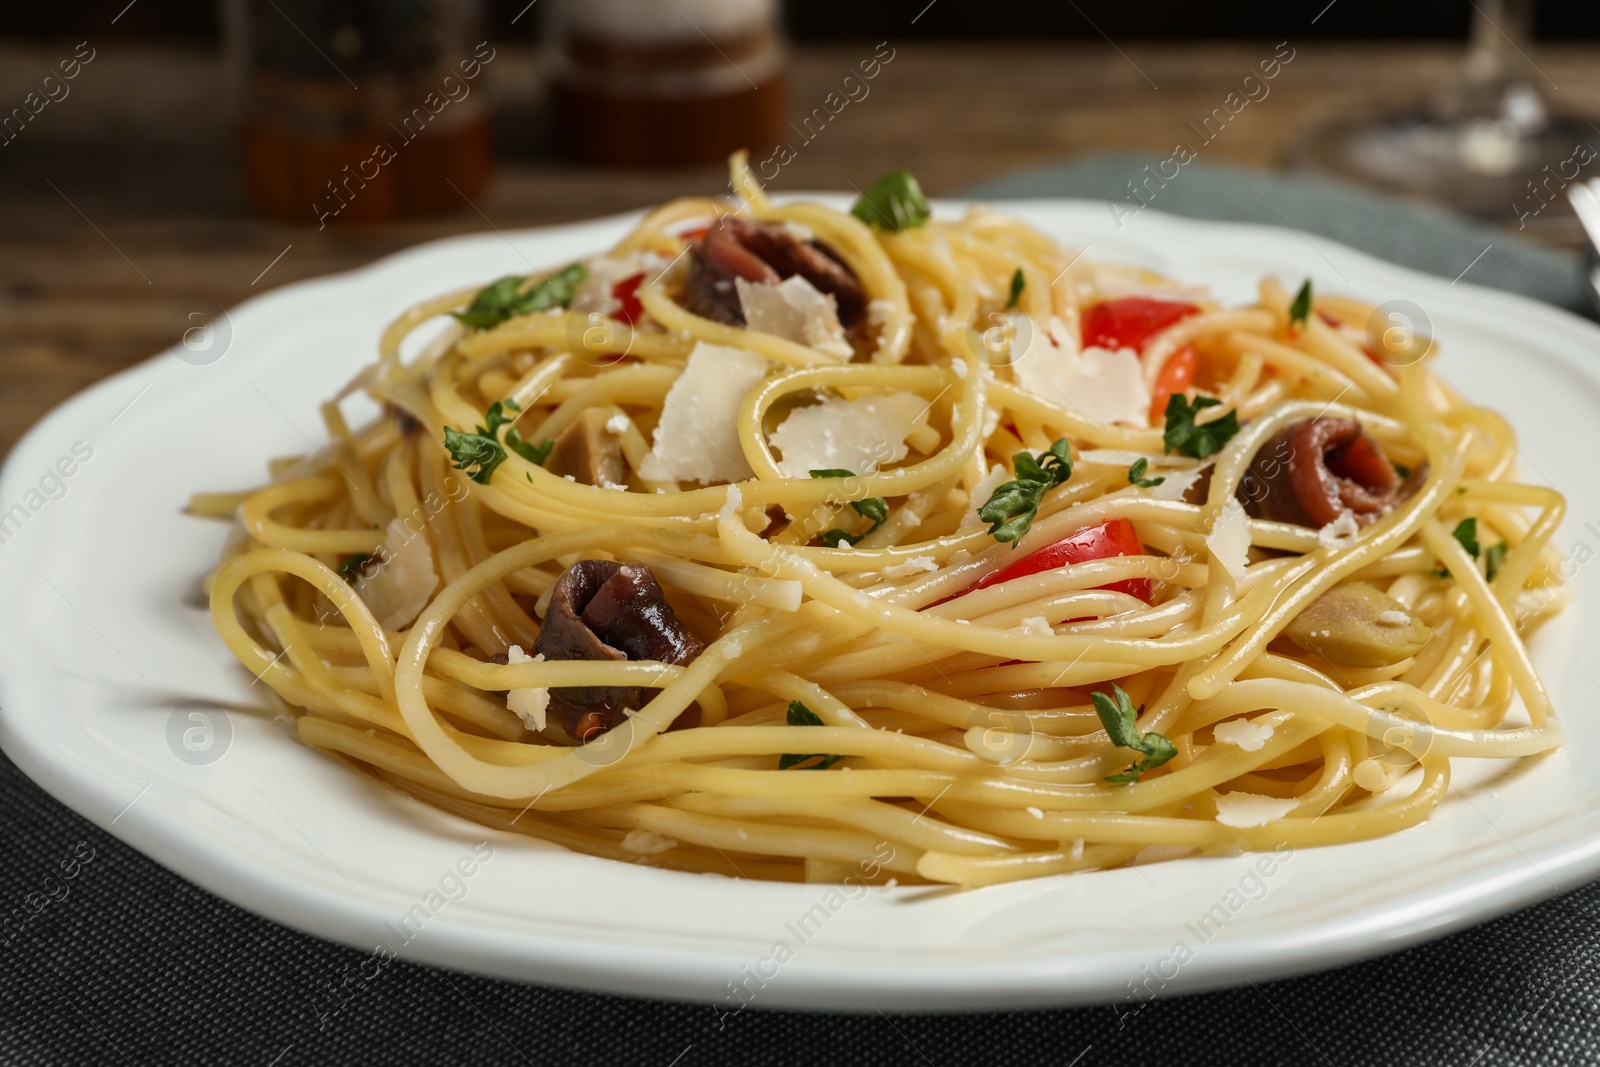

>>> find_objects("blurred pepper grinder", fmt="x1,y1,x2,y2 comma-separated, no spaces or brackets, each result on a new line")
541,0,787,167
224,0,495,225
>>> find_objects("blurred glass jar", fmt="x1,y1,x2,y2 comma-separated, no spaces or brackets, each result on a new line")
541,0,786,167
222,0,494,225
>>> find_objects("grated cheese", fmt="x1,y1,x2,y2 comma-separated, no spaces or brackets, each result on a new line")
503,644,550,732
770,391,929,479
1017,615,1052,636
604,413,629,435
1213,717,1274,752
882,555,938,579
1375,609,1411,627
639,342,769,484
1318,510,1360,549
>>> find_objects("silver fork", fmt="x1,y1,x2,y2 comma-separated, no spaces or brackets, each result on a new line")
1567,179,1600,316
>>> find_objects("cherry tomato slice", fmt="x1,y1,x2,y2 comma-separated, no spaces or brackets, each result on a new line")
612,272,645,326
1148,344,1197,425
970,518,1152,603
1081,297,1200,353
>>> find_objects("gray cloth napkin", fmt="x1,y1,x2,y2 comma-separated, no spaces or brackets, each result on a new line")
963,153,1595,318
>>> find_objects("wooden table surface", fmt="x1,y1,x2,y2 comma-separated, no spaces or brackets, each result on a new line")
4,39,1600,460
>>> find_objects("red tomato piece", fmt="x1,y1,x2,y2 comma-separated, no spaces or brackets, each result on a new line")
612,272,645,325
970,518,1152,603
1148,344,1197,424
1081,297,1201,353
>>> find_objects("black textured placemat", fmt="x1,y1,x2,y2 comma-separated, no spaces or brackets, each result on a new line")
4,157,1598,1065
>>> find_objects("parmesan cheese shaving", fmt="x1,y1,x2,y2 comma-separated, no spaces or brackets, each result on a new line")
961,463,1009,531
354,518,438,632
503,644,549,732
1214,792,1297,828
736,275,852,359
639,342,769,484
1207,498,1251,579
770,391,929,479
1212,717,1274,752
620,829,678,855
1011,313,1151,427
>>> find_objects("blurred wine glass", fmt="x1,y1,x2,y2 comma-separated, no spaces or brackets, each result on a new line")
1295,0,1597,240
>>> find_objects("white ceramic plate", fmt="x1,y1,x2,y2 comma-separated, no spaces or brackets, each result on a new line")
2,199,1597,1013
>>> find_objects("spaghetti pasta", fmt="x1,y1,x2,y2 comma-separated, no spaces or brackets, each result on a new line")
196,154,1569,887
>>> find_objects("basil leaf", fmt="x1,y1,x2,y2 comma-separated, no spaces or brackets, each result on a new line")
1485,542,1507,582
779,700,842,770
443,427,506,484
1128,457,1165,488
977,439,1074,547
1092,684,1177,785
505,428,553,466
1006,267,1025,309
850,170,931,232
1289,279,1313,329
337,553,371,583
809,469,888,546
1162,394,1240,459
452,264,588,330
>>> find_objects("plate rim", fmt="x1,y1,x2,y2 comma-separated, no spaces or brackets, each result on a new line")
3,197,1599,1012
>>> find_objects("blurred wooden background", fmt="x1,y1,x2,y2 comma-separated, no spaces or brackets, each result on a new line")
4,39,1600,458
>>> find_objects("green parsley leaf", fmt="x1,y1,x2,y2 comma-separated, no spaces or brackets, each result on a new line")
445,398,554,483
451,264,588,330
1006,267,1025,310
978,439,1074,546
337,553,371,583
1393,462,1412,479
1128,457,1165,488
850,170,931,232
810,469,889,547
1162,394,1241,459
1485,542,1507,582
1435,517,1482,577
1092,683,1177,785
778,700,843,770
1289,279,1313,329
505,428,553,466
443,426,506,484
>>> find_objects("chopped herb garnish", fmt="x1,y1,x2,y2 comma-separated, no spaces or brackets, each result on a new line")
337,553,371,583
443,398,549,484
1289,279,1313,330
778,701,843,770
452,263,588,330
1006,267,1025,309
1393,462,1412,479
810,469,889,547
1435,517,1482,577
1162,394,1240,459
1092,683,1177,785
443,427,507,484
1485,542,1507,582
1128,457,1165,488
850,170,931,232
978,439,1074,547
506,429,553,466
